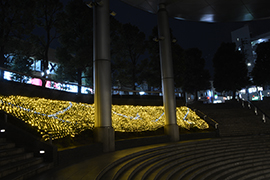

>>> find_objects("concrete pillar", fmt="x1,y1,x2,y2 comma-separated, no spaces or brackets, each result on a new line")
93,0,115,152
157,4,179,142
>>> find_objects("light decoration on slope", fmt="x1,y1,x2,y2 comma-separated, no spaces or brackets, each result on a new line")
0,95,209,141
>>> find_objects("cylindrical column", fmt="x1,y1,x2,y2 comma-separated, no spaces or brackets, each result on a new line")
93,0,115,152
157,4,179,141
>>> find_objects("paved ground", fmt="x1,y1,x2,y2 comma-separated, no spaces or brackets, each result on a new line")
30,142,175,180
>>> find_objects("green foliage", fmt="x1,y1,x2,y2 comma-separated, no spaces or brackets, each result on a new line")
9,55,33,82
0,0,36,78
143,26,161,89
4,38,35,82
111,23,146,90
172,43,186,88
56,0,93,92
182,48,210,95
251,41,270,87
32,0,63,75
144,26,185,89
213,42,249,94
0,0,35,47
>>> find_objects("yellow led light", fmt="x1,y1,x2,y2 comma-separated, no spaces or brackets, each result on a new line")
0,95,209,141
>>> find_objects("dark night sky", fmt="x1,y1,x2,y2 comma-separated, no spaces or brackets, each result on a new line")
59,0,270,77
110,1,270,77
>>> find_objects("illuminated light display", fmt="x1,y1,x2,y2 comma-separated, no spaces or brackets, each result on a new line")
0,95,209,141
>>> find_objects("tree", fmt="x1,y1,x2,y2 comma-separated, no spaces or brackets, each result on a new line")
172,43,186,89
0,0,36,79
143,26,185,90
251,41,270,87
9,54,33,83
33,0,63,86
56,0,93,94
111,17,124,88
213,42,249,98
182,48,210,100
111,23,146,92
5,40,36,82
140,26,161,89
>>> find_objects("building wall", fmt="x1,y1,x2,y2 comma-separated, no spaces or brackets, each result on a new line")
231,25,254,73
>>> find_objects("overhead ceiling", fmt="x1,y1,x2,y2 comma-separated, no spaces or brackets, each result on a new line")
120,0,270,23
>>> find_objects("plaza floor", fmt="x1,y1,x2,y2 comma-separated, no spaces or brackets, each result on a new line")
30,142,173,180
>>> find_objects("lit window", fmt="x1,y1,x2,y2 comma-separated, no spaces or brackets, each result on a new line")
247,63,251,66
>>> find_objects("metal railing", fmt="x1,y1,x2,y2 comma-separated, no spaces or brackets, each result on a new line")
193,108,219,130
239,98,269,123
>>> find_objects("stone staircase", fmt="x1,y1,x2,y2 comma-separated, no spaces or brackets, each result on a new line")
95,135,270,180
0,137,53,180
189,100,270,137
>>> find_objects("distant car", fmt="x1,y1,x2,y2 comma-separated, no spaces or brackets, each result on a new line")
199,95,225,104
212,95,226,104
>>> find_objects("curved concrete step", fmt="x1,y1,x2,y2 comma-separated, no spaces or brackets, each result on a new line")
170,138,270,179
156,137,270,179
193,153,270,180
183,143,270,179
221,163,270,180
143,144,251,180
96,139,211,179
100,138,246,180
162,145,263,180
118,140,240,180
96,135,270,180
186,153,270,180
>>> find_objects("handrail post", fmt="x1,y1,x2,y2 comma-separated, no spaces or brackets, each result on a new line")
255,107,258,115
263,114,266,123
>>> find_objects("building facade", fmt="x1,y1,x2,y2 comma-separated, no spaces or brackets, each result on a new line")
231,25,270,77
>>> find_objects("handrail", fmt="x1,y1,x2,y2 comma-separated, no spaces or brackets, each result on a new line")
196,109,219,129
188,106,219,130
239,98,269,123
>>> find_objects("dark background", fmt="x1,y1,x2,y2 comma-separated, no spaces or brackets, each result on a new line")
58,0,270,77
